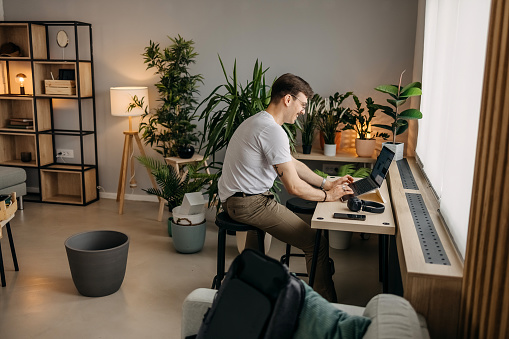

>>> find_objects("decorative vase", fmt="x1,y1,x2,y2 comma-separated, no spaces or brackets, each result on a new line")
302,144,312,154
65,230,129,297
324,144,336,157
382,142,404,161
320,131,342,151
171,218,206,254
329,230,353,250
178,145,195,159
355,138,376,157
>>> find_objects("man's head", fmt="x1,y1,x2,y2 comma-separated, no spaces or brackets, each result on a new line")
269,74,313,124
270,73,313,104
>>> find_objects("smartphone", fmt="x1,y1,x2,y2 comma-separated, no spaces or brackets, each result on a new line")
333,213,366,221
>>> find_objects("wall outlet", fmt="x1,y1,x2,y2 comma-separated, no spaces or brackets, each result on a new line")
57,149,74,158
322,163,341,175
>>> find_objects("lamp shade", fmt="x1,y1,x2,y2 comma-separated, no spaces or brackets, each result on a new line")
110,87,149,117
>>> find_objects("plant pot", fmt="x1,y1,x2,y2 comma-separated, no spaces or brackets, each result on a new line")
329,230,353,250
178,145,195,159
382,142,404,161
171,218,206,254
167,217,172,237
355,138,376,157
172,206,206,225
319,131,342,151
65,230,129,297
302,144,312,154
324,144,336,157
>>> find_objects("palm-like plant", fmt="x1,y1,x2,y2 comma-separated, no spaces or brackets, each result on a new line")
372,70,423,144
316,92,353,144
137,156,210,210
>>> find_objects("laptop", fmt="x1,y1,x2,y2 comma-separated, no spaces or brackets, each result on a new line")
348,146,395,197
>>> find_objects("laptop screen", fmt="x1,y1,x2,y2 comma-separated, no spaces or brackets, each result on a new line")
371,146,395,186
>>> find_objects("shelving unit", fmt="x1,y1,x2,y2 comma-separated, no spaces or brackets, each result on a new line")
0,21,98,205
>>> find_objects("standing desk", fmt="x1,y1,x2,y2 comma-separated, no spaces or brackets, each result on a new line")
309,179,395,292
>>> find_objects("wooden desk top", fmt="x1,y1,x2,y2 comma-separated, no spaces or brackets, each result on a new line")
294,146,376,163
311,179,395,235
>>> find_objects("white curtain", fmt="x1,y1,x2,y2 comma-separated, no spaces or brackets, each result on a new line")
416,0,491,257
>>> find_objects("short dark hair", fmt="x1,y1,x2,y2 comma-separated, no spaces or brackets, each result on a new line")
270,73,313,104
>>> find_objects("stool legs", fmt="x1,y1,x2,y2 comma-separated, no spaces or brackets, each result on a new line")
0,222,19,287
212,229,265,290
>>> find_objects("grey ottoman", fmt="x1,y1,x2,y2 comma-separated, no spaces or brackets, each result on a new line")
0,167,26,209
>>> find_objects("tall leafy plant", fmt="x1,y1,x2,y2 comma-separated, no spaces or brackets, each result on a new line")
372,71,423,144
316,92,353,144
298,94,321,146
139,35,203,157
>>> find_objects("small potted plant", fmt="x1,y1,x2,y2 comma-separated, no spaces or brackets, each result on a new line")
342,95,390,157
316,92,353,156
298,94,321,154
372,71,423,160
139,35,203,158
137,156,211,253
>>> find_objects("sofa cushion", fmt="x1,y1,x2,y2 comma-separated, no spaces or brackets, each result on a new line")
0,166,26,188
293,282,371,339
362,294,423,339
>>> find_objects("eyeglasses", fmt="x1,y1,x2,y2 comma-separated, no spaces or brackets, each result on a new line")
291,95,307,111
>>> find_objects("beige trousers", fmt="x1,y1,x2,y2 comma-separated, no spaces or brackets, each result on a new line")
223,192,337,302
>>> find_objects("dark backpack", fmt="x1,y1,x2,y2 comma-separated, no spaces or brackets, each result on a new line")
195,249,305,339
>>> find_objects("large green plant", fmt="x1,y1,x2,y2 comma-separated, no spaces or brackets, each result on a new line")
316,92,353,144
137,156,210,210
372,71,423,144
139,35,203,157
342,95,390,140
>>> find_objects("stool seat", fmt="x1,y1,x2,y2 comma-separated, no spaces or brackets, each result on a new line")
212,211,265,289
286,197,317,214
215,212,260,232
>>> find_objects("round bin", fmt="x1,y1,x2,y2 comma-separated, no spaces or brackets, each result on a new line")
171,218,206,254
65,230,129,297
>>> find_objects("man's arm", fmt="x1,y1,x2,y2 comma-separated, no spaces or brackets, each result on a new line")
292,157,354,191
273,160,353,202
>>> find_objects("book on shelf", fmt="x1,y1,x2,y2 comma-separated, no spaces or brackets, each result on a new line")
10,118,33,123
9,119,33,125
5,124,33,129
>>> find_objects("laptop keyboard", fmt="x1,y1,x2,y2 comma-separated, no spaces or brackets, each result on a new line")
350,178,375,195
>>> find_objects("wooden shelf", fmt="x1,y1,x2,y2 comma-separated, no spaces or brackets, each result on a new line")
293,146,376,163
33,61,92,97
0,133,53,166
40,168,97,204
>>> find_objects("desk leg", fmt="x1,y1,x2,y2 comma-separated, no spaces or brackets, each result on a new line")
308,229,322,288
6,223,18,271
379,234,389,293
0,238,5,286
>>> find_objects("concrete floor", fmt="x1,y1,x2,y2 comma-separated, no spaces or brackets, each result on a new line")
0,198,381,338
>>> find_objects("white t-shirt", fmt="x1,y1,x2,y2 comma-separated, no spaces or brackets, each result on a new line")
218,111,292,201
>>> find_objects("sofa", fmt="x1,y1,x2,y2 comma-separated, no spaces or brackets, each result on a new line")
0,166,26,209
182,288,430,339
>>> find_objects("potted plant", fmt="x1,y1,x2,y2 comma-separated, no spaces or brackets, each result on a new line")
342,95,390,157
139,35,203,158
298,94,321,154
137,156,211,253
316,92,353,156
372,70,423,160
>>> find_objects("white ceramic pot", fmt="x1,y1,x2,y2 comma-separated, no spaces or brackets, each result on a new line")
329,230,353,250
382,142,404,161
355,138,376,157
172,206,205,225
324,144,336,157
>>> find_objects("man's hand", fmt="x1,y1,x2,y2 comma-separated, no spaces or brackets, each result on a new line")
325,180,354,201
324,175,354,190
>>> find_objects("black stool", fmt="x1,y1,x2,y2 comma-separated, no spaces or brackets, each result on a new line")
0,219,19,287
282,197,335,278
212,212,265,289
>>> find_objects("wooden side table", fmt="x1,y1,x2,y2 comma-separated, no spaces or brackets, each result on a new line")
157,154,210,221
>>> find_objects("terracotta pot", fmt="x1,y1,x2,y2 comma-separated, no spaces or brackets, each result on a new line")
319,131,342,151
355,138,376,157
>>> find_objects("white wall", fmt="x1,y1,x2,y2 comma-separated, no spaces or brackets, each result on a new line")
3,0,418,201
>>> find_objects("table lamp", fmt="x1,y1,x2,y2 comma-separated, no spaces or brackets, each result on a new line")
16,73,27,95
110,86,159,214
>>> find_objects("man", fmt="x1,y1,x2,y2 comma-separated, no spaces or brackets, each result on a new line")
218,73,354,302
